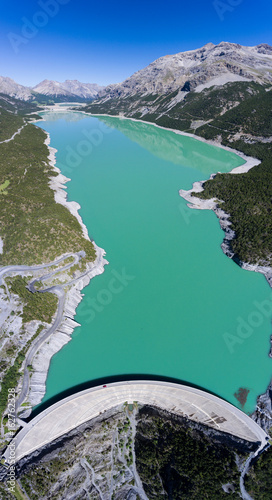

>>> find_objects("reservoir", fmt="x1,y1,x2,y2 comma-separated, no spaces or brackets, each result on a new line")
37,112,272,413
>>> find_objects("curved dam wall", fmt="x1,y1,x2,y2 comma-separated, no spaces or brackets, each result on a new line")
5,381,269,464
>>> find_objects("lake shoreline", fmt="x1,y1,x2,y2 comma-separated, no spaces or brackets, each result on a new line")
24,128,109,410
77,110,261,173
179,177,272,293
80,110,272,428
34,108,272,431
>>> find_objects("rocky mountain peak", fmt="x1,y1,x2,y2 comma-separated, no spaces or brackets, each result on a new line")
0,76,32,100
97,42,272,101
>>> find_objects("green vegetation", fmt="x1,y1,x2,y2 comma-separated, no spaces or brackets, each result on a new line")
86,82,272,266
0,94,39,142
0,481,28,500
193,89,272,265
7,276,58,323
5,411,134,499
135,408,242,499
0,484,14,500
174,82,266,124
245,447,272,499
193,157,272,264
0,318,50,425
84,92,163,118
20,456,69,498
0,96,97,443
85,81,267,133
31,92,92,105
0,351,25,422
0,107,24,143
0,97,96,266
0,180,10,195
197,84,272,138
13,482,28,500
3,407,271,499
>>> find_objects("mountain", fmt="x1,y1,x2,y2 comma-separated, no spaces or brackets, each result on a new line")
86,42,272,119
0,76,32,101
0,77,104,102
100,42,272,97
60,80,104,98
32,79,75,97
83,41,272,270
32,79,104,99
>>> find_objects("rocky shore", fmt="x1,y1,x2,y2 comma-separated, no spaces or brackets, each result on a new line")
28,243,107,407
179,155,272,291
179,159,272,432
25,133,108,408
37,112,272,434
252,379,272,433
43,110,272,433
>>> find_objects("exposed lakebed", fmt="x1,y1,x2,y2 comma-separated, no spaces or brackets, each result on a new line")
37,113,272,413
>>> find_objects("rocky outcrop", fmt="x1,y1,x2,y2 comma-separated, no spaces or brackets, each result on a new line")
96,42,272,103
0,77,104,101
0,76,32,101
1,404,255,498
252,380,272,433
27,243,108,408
12,405,148,500
179,151,272,291
179,152,272,435
33,79,104,99
60,80,104,98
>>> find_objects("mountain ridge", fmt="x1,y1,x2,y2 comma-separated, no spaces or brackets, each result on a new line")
0,76,104,102
93,41,272,105
32,79,104,99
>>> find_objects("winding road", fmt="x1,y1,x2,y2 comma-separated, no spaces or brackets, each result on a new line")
0,123,26,145
239,443,271,500
0,252,82,286
0,248,105,414
0,223,269,500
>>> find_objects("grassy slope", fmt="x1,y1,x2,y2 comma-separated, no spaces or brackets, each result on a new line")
85,82,266,132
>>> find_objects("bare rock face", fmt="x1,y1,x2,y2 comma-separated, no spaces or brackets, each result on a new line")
12,406,148,500
0,77,104,101
32,79,104,99
2,404,254,498
60,80,104,99
0,76,32,100
252,379,272,433
98,42,272,101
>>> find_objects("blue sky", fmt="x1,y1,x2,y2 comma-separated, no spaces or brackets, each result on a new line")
0,0,271,86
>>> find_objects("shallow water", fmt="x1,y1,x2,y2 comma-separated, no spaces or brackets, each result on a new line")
37,113,272,413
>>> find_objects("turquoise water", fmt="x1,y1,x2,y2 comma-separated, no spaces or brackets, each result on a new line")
37,113,272,413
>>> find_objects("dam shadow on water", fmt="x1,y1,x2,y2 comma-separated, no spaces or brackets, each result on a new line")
29,374,226,422
36,112,272,415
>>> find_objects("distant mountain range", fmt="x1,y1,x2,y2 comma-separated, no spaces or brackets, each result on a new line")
2,42,272,108
86,42,272,118
0,77,104,102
